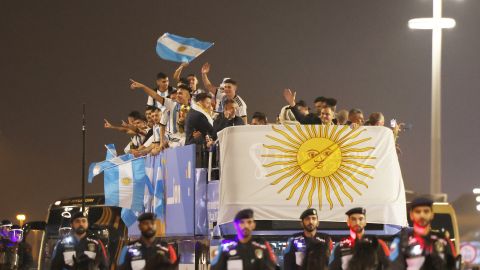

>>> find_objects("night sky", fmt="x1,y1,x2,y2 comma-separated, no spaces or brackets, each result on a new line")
1,0,479,223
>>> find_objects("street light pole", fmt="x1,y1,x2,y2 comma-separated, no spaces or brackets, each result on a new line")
431,0,443,195
408,0,455,195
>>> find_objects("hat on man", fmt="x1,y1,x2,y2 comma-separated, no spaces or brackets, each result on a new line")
71,212,88,223
137,212,156,222
300,208,318,220
234,209,254,222
345,207,366,216
409,197,434,210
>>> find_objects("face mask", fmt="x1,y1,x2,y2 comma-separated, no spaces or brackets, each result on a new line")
141,229,156,239
74,227,86,235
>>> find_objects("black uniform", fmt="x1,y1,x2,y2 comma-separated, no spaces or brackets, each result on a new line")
0,242,33,270
329,235,390,270
51,234,109,270
0,238,7,268
389,228,460,270
210,238,278,270
283,232,332,270
118,238,177,270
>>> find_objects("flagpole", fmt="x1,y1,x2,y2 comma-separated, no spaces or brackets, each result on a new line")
82,104,87,213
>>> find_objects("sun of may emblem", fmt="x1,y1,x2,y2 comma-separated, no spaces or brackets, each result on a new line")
262,124,376,210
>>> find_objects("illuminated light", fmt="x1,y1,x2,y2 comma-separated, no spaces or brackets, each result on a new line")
16,214,26,222
477,205,480,212
408,18,456,29
476,196,480,203
473,188,480,194
54,201,61,205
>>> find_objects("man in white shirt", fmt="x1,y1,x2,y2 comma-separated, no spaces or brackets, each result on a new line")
146,72,170,109
130,79,192,148
200,62,248,124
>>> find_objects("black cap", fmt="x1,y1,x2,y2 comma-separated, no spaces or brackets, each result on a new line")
11,225,21,230
410,197,433,210
234,209,254,222
345,207,366,216
71,212,87,223
137,212,156,222
300,208,318,220
1,220,12,226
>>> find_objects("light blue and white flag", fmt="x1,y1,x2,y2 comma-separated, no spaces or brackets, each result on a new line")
153,155,165,220
88,153,134,183
120,208,138,228
105,144,117,160
156,33,213,63
143,155,157,212
104,157,148,212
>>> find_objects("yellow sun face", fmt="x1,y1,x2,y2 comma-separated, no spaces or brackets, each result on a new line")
262,124,376,210
297,138,342,178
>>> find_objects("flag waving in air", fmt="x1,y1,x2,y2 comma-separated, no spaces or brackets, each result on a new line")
104,157,148,212
156,33,213,63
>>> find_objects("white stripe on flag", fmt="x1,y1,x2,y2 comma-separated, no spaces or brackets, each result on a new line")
158,34,205,58
118,162,134,208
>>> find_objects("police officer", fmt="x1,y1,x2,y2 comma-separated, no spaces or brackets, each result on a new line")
329,207,390,270
283,208,332,270
0,220,13,268
389,197,460,270
51,212,109,270
210,209,278,270
1,225,33,270
118,213,177,270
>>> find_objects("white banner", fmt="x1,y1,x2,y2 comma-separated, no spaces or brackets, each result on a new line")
217,125,407,226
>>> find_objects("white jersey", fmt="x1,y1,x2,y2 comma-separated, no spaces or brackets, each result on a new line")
214,89,247,118
147,89,168,109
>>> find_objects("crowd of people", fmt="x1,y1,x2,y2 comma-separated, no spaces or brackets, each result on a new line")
103,62,404,157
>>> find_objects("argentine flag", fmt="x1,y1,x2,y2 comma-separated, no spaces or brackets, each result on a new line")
104,157,148,212
88,153,134,183
105,144,117,160
156,33,213,63
152,155,165,220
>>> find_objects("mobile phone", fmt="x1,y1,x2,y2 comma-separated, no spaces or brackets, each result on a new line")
390,119,397,128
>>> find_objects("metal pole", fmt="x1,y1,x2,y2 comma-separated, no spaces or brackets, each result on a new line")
82,104,87,212
430,0,442,194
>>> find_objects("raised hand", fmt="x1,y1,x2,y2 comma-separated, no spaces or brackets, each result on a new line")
179,62,189,69
283,88,296,107
129,79,146,90
201,62,210,74
104,119,112,128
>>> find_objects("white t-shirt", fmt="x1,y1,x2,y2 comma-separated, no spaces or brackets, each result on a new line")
159,98,185,134
214,89,247,118
147,89,168,109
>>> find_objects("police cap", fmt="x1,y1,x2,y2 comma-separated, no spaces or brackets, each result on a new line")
137,212,156,222
1,220,12,227
234,209,254,222
345,207,366,216
410,197,433,210
300,208,318,220
71,212,88,223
